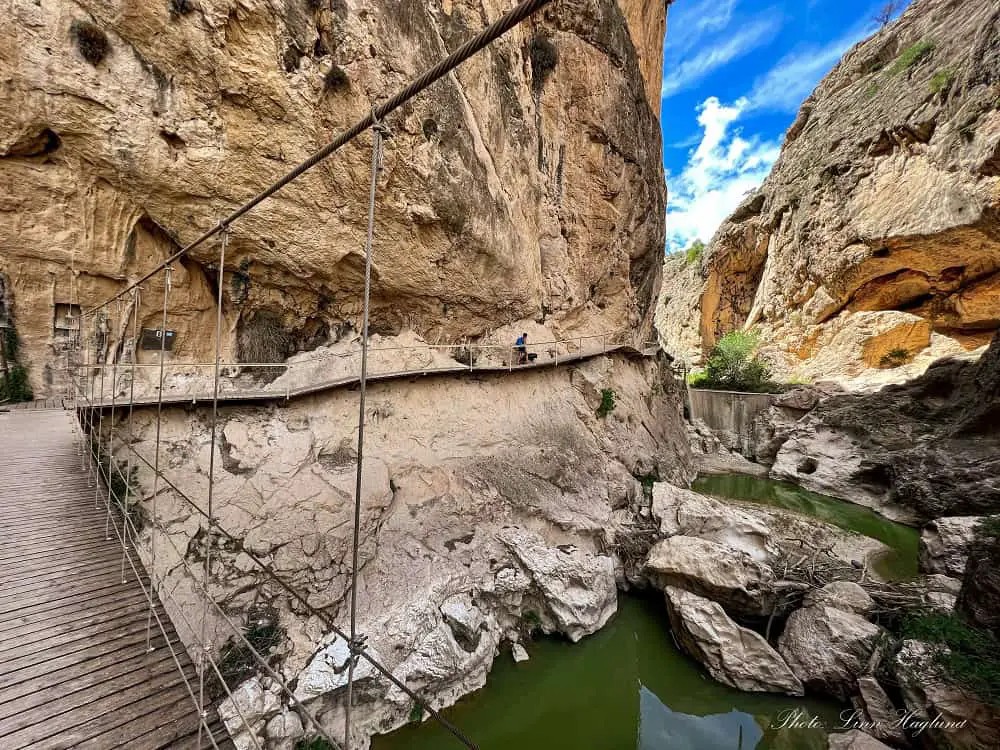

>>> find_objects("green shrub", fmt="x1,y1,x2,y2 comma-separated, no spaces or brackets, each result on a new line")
888,40,934,76
929,68,955,94
686,370,708,387
693,330,778,393
408,702,425,723
684,240,706,265
878,347,909,368
70,19,109,65
596,388,616,418
900,611,1000,705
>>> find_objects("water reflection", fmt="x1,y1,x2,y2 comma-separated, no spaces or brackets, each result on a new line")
375,596,840,750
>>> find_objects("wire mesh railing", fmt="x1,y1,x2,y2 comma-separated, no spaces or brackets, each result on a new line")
68,1,573,748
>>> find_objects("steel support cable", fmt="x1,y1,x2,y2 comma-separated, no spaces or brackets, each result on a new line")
104,301,122,541
344,116,386,750
85,0,553,316
100,446,344,750
198,226,230,749
147,264,173,651
121,287,141,586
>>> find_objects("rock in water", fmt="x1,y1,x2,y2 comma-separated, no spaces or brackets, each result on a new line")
511,643,530,663
827,730,894,750
645,536,775,617
778,605,885,702
663,586,803,696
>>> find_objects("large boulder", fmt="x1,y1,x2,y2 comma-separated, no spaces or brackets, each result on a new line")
827,730,894,750
778,605,886,701
645,536,776,617
849,675,907,746
664,586,804,696
919,516,984,577
804,582,874,616
894,639,1000,750
959,527,1000,635
500,528,617,642
651,482,773,560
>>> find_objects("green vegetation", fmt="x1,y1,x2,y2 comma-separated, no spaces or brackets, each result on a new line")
684,239,706,265
216,609,284,691
70,19,109,65
691,330,778,393
863,80,881,99
878,347,910,368
408,702,425,723
900,611,1000,705
929,68,955,94
887,40,935,77
596,388,616,418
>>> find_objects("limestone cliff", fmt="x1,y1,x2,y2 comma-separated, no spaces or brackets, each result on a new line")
658,0,1000,382
1,0,667,397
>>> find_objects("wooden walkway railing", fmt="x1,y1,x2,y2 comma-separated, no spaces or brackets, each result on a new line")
0,410,232,749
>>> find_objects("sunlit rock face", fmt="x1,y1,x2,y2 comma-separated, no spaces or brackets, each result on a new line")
1,0,667,397
658,0,1000,383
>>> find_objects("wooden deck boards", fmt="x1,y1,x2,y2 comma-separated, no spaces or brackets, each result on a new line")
0,410,232,749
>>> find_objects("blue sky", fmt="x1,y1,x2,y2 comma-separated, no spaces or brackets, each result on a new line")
660,0,909,253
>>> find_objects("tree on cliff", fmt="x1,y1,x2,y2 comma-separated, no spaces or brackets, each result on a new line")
691,330,777,393
874,2,901,28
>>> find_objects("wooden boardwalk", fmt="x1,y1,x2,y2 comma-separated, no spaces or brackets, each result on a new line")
0,409,232,749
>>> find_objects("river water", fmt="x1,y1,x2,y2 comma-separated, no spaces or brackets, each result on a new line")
375,475,919,749
692,473,919,581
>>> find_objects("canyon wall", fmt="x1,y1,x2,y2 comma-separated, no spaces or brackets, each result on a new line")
658,0,1000,383
1,0,668,397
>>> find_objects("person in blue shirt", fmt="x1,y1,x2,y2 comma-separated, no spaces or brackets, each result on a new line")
515,332,528,364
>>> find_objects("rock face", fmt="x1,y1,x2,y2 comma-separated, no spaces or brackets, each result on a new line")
663,585,803,696
827,731,894,750
111,353,690,743
959,526,1000,635
1,0,668,398
769,332,1000,521
658,0,1000,382
851,675,907,747
919,516,984,577
894,639,1000,750
778,604,886,702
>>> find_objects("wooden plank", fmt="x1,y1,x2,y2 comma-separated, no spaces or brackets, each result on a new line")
0,410,233,750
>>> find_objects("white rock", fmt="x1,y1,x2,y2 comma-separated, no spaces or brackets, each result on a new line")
850,675,906,746
500,529,617,642
919,516,984,578
218,677,281,749
292,636,379,703
651,482,773,561
264,710,305,750
439,594,485,652
778,605,885,701
511,643,530,663
664,586,803,695
804,581,874,615
645,536,775,617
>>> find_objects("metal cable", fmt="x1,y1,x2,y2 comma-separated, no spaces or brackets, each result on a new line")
344,117,386,750
85,0,553,316
146,265,173,651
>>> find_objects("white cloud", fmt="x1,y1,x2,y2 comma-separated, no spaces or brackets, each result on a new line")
666,97,781,254
747,22,877,112
666,0,739,57
662,20,780,98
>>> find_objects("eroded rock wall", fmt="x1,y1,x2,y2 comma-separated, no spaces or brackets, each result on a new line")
658,0,1000,382
103,353,690,745
2,0,667,397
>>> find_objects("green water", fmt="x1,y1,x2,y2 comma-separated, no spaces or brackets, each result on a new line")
691,473,920,581
374,596,843,750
